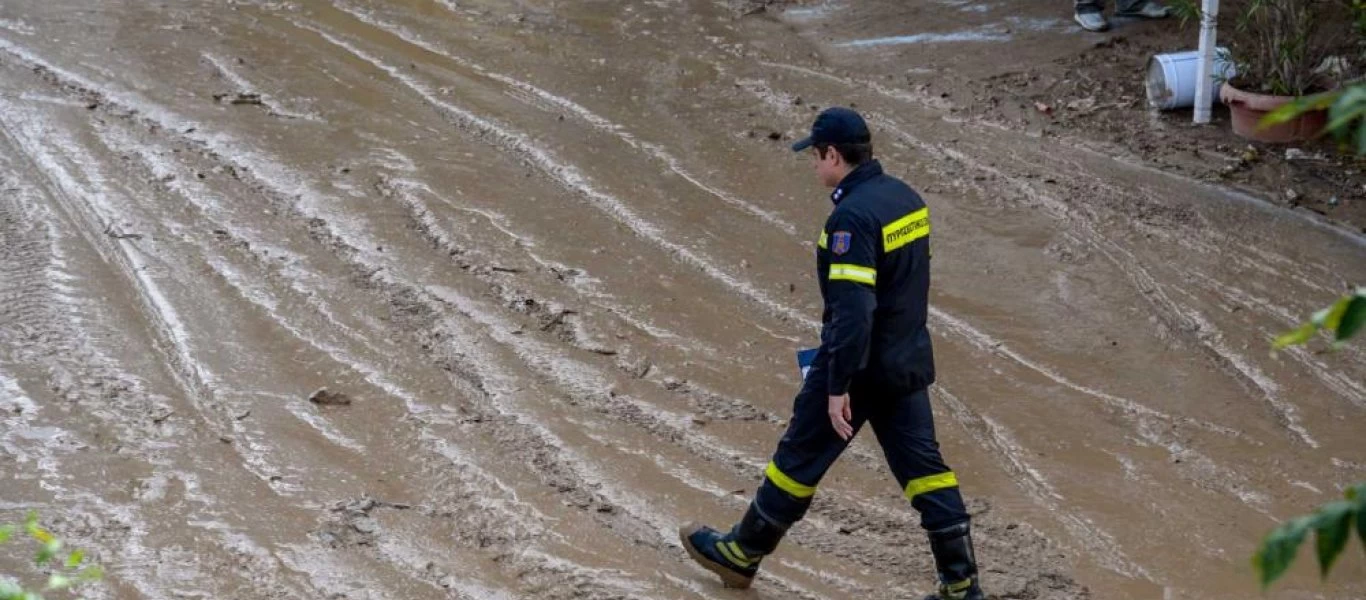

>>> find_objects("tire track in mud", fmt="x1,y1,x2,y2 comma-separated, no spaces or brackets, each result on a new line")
328,0,801,237
103,127,690,599
0,39,683,598
287,19,818,331
0,113,323,600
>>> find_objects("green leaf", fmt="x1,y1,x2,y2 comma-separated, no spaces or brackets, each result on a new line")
76,566,103,582
34,538,62,566
1305,300,1349,333
44,575,70,592
1337,296,1366,342
1260,91,1339,127
1355,484,1366,548
1358,503,1366,551
1274,322,1318,349
1254,515,1314,588
0,524,13,543
1358,118,1366,156
1312,501,1354,577
0,580,23,598
1324,104,1366,140
65,549,85,569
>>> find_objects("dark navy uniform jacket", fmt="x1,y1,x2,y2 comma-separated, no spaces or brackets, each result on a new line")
815,159,935,396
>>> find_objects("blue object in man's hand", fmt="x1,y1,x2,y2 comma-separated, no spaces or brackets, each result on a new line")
796,348,818,379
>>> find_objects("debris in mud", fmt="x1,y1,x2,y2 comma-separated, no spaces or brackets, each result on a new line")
539,308,576,332
213,92,263,105
630,360,653,379
1034,102,1052,115
309,388,353,406
102,222,142,240
767,131,782,141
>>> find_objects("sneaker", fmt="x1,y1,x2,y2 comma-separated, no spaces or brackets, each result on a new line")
1074,10,1110,32
1116,1,1171,18
679,524,760,589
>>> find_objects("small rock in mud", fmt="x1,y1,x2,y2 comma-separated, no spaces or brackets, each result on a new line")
1285,189,1300,202
309,388,353,406
352,517,379,534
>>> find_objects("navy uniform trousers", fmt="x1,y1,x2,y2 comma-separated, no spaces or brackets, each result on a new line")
753,362,968,531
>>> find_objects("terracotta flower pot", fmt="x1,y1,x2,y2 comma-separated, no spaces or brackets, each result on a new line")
1221,82,1329,143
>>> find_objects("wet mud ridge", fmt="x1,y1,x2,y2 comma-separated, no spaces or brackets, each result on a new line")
0,1,1363,599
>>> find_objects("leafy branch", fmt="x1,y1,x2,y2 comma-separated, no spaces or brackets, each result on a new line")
1254,291,1363,590
0,512,102,600
1253,484,1366,589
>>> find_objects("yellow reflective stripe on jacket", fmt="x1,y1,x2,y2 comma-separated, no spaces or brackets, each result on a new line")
828,263,876,285
765,461,816,498
882,207,930,252
818,231,828,249
904,471,958,500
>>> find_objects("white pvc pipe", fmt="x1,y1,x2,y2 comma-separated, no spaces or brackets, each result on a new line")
1193,0,1220,123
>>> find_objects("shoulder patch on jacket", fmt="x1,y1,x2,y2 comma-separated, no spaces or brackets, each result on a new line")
831,231,852,255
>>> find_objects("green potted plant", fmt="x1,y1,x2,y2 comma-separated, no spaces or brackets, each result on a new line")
1220,0,1352,142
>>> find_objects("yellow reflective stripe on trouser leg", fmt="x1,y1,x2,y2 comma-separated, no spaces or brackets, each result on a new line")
715,541,759,568
882,207,930,252
828,264,876,285
765,461,816,499
818,231,828,249
946,578,974,593
904,471,959,500
716,540,754,567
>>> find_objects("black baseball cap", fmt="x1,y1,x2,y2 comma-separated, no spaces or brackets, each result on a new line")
791,107,871,152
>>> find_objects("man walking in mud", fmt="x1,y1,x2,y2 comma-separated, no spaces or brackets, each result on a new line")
680,107,984,600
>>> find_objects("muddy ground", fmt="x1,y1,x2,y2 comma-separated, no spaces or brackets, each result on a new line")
0,1,1363,599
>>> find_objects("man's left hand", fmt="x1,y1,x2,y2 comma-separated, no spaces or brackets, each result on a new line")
828,393,853,441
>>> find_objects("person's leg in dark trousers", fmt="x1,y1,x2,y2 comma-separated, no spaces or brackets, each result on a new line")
869,387,983,600
680,364,867,588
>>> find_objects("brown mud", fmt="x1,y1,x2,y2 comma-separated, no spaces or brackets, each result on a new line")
0,1,1363,599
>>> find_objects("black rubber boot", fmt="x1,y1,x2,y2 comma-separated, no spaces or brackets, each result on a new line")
679,503,787,589
923,522,985,600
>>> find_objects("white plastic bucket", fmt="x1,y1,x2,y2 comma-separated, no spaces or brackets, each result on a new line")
1146,48,1235,110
